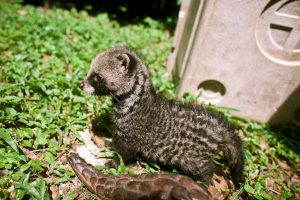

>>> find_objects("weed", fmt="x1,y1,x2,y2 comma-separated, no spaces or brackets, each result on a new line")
0,2,299,199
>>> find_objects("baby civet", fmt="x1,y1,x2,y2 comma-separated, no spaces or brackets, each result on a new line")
80,46,244,186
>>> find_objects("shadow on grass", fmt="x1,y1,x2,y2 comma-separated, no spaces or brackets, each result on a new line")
90,111,113,138
23,0,180,32
270,125,300,157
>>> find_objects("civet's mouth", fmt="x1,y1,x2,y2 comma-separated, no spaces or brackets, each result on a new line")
79,80,111,96
79,80,95,95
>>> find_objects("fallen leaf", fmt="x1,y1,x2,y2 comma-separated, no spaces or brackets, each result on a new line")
126,164,146,175
55,150,66,161
277,159,291,170
266,176,275,188
67,34,79,42
250,169,260,179
212,174,231,190
17,9,27,15
208,184,226,200
208,174,231,200
10,187,16,200
0,169,9,177
259,137,269,150
59,179,81,199
291,173,300,185
50,185,58,199
39,7,49,13
42,54,50,65
18,145,37,160
91,131,106,148
36,152,45,160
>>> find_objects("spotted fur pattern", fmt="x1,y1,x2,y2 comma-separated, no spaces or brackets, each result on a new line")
80,46,244,185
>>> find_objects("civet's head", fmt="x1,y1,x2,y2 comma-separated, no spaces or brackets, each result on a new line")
80,47,138,97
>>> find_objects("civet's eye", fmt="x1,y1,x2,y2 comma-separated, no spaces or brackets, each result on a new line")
94,75,103,82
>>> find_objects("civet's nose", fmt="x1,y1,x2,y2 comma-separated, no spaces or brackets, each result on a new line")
79,81,85,89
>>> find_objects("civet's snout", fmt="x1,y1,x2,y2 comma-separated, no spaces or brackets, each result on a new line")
79,81,85,90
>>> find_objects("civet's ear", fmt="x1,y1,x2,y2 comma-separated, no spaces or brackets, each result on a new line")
117,53,130,73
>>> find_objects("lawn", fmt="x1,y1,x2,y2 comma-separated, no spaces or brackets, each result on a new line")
0,1,299,200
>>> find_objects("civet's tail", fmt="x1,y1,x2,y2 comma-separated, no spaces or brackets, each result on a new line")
67,153,214,200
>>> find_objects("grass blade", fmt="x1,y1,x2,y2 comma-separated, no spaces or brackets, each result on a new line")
0,129,19,153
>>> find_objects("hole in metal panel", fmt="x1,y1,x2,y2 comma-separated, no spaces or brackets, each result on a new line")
197,80,226,104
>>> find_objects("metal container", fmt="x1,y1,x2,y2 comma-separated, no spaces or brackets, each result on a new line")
167,0,300,125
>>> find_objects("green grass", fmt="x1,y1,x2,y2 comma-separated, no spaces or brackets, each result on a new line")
0,2,299,200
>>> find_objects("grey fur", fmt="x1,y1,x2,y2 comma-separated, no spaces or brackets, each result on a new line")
80,46,244,186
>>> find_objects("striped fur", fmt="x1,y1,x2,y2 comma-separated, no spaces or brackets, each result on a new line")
80,46,244,186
